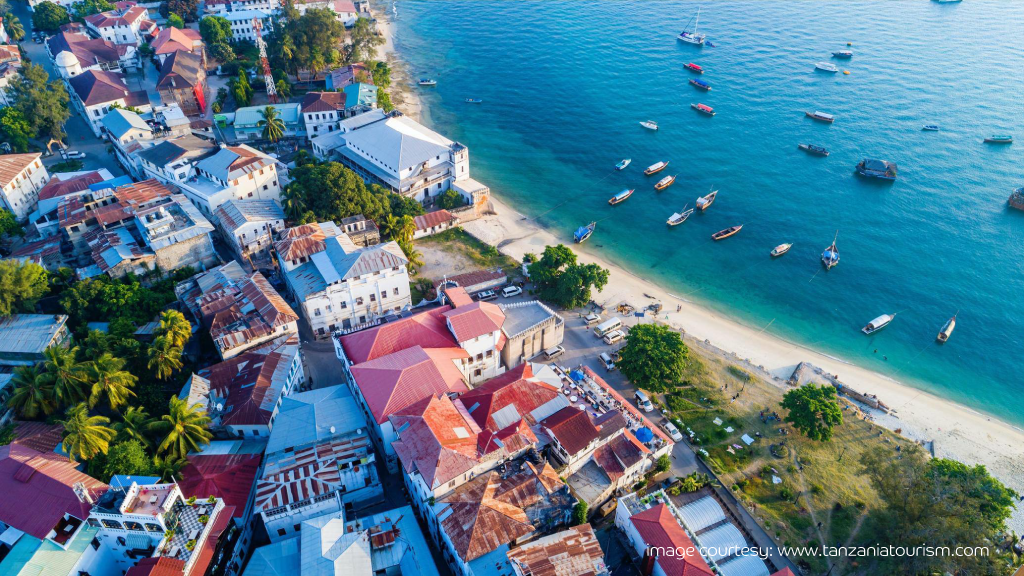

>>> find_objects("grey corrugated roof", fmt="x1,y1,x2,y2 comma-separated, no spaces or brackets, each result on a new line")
0,315,68,356
215,199,285,232
102,108,151,139
264,386,365,454
342,114,454,175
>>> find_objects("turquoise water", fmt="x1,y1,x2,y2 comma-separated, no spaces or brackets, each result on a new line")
392,1,1024,425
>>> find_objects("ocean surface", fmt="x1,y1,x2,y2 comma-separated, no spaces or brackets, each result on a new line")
391,0,1024,425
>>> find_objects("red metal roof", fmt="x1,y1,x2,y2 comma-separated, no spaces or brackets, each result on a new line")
506,524,607,576
445,286,474,308
38,171,104,201
458,364,560,431
442,301,505,342
540,406,600,456
413,209,457,231
630,504,714,576
0,444,108,539
178,454,261,517
350,345,469,423
125,557,185,576
300,91,345,113
185,504,234,576
10,421,65,453
390,395,481,489
340,306,458,364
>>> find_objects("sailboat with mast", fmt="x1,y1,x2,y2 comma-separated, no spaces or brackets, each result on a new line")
677,7,707,46
821,231,840,270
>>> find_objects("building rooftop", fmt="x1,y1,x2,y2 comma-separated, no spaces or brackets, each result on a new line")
0,314,68,359
345,505,442,576
178,454,262,517
101,108,152,140
541,406,601,456
301,91,345,113
629,502,714,576
233,104,301,129
0,153,40,187
343,82,377,109
125,557,186,576
500,300,561,340
214,199,284,232
135,134,217,167
458,363,566,431
195,144,274,182
413,209,457,232
338,305,458,364
443,300,505,342
157,49,204,90
506,524,608,576
150,26,201,55
349,345,469,424
341,112,455,177
273,221,342,262
68,69,148,107
263,385,366,455
47,31,129,68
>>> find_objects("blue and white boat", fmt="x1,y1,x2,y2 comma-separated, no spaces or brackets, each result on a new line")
922,125,940,131
677,7,707,46
574,221,596,243
608,189,634,205
856,158,898,180
821,232,840,270
615,158,631,171
689,78,711,91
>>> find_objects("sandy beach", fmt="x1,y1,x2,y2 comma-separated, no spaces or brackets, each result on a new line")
373,10,423,122
462,196,1024,531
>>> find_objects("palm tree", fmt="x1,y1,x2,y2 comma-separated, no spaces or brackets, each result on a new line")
259,106,285,144
6,365,55,418
398,239,424,272
153,396,212,459
395,215,416,244
147,336,183,381
157,310,192,349
5,14,25,42
114,406,155,448
42,345,89,408
282,187,306,220
86,353,137,411
60,403,117,462
152,455,186,482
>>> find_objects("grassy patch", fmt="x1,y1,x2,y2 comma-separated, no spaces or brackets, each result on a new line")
418,227,520,273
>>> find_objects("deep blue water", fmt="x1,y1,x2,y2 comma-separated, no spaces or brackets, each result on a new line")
392,1,1024,425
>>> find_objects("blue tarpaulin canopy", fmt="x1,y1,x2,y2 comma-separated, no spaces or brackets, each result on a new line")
569,370,585,382
635,427,654,442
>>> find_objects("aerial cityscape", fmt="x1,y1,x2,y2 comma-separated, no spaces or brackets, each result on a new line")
0,1,1021,576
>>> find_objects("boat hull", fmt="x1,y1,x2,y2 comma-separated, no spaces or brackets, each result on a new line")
644,163,669,175
691,104,715,116
684,64,704,73
806,112,835,123
862,315,894,335
937,318,956,342
696,192,717,211
689,79,711,91
655,176,676,190
771,244,792,257
615,160,631,171
609,190,634,205
712,226,742,240
984,138,1013,144
799,144,829,156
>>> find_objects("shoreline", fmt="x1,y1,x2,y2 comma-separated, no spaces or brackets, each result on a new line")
379,6,1024,530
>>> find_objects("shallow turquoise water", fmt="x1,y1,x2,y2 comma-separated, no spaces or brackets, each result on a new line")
393,0,1024,425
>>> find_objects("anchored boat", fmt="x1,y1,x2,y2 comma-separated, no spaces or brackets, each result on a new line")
815,61,839,73
1009,187,1024,211
667,206,694,226
654,174,677,190
799,144,830,156
937,313,957,343
677,7,707,45
806,111,835,123
639,120,659,131
684,62,704,73
712,225,742,240
696,189,718,211
574,221,596,244
689,78,711,91
984,135,1013,144
856,158,898,180
644,161,669,175
862,313,895,335
608,189,634,205
616,158,631,171
771,243,792,257
465,98,483,103
821,232,840,270
691,103,715,116
418,79,437,86
832,50,853,58
922,125,940,131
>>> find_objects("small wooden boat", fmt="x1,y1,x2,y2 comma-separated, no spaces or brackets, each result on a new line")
832,50,853,58
608,189,634,205
696,189,717,211
691,103,715,116
821,231,839,270
712,225,742,241
856,158,898,181
815,61,839,73
862,313,895,335
799,143,829,156
616,158,631,171
771,243,792,257
667,206,693,226
937,313,957,343
574,221,596,243
418,79,437,86
684,62,704,73
922,125,940,131
1009,187,1024,211
639,120,659,131
805,111,835,123
654,174,677,190
644,161,669,175
984,135,1013,144
465,98,483,103
689,78,711,91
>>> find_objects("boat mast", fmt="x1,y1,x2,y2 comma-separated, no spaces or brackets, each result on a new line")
694,6,700,34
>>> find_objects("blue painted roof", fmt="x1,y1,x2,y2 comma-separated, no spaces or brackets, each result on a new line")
344,82,378,108
89,176,133,191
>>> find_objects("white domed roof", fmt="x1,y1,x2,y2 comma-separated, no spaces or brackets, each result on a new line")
55,51,78,67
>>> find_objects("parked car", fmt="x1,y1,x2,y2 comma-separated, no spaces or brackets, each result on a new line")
599,352,615,371
475,290,497,301
501,285,522,298
543,345,565,361
602,329,625,345
66,151,86,159
583,312,601,326
663,421,684,442
635,390,654,413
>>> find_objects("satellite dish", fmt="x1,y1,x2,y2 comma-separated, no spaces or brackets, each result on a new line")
216,403,224,411
329,426,336,434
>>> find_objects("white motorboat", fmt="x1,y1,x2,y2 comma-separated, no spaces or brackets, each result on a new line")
862,313,895,335
639,120,659,131
667,206,693,226
815,61,839,73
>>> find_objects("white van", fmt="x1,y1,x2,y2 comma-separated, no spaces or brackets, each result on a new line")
599,352,615,371
583,313,601,326
635,390,654,412
594,317,623,338
544,345,565,360
602,330,625,345
501,285,523,298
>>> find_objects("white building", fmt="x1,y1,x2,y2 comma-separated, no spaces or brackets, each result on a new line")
67,70,151,137
83,4,154,46
213,199,286,263
188,145,283,220
223,10,271,42
299,91,345,139
47,31,139,79
293,0,358,25
0,153,48,220
274,222,412,336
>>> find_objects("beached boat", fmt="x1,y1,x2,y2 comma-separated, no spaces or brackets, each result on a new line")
856,158,898,180
937,313,957,343
418,79,437,86
799,143,829,156
691,103,715,116
771,243,792,257
1009,187,1024,211
677,7,707,45
696,189,718,211
667,206,694,226
616,158,631,171
712,225,742,241
821,232,840,270
805,111,835,123
639,120,659,131
684,62,704,73
608,189,634,205
689,78,711,91
815,61,839,73
922,125,940,131
465,98,483,103
654,174,677,190
832,50,853,59
984,135,1013,144
574,221,596,244
862,313,895,335
644,161,669,175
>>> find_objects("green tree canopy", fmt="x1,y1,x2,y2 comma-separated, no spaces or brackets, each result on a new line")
6,365,55,419
231,68,253,107
0,260,48,317
780,384,843,441
153,396,212,459
285,161,393,224
347,17,383,62
259,105,285,143
31,1,70,31
616,323,689,393
159,0,197,22
86,353,137,410
208,41,234,64
283,8,345,73
8,63,72,143
436,189,466,210
71,0,113,21
166,12,184,28
0,106,33,153
199,15,232,44
571,501,587,526
528,244,609,309
60,403,116,462
102,439,153,480
3,12,24,42
43,345,89,408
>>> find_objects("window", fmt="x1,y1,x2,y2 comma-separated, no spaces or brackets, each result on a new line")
314,308,321,316
369,294,375,302
277,528,286,536
474,369,482,377
486,350,493,358
294,524,301,531
340,301,347,309
475,353,483,362
381,291,387,300
355,297,363,305
393,288,399,296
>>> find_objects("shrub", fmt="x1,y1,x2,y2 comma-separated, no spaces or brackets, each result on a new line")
198,515,209,524
571,501,587,525
779,486,795,501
